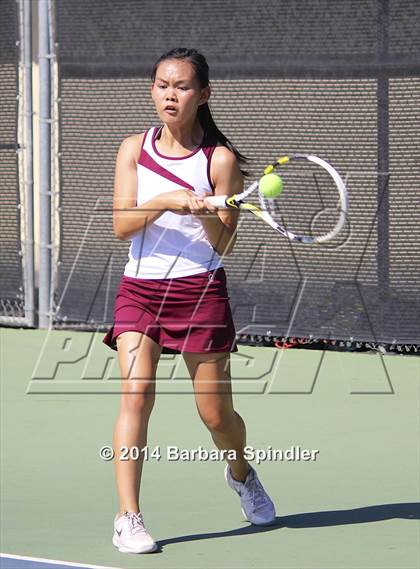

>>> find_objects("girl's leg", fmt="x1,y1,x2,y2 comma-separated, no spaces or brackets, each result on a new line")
113,332,162,515
183,352,249,482
183,351,276,526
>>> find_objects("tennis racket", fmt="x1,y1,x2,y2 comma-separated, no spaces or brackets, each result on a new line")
206,154,348,244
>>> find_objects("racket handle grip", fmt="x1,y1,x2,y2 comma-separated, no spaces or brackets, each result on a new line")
205,195,229,209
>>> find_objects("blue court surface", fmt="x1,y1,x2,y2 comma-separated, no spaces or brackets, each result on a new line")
0,554,120,569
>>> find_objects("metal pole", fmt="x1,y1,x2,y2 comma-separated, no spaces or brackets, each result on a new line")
47,0,58,326
38,0,51,328
22,0,35,326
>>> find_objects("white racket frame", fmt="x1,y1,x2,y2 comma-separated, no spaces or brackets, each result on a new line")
206,154,348,244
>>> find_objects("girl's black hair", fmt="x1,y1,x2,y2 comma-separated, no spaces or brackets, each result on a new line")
151,47,248,175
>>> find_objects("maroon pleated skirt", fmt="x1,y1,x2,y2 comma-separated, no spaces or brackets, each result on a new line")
102,267,237,354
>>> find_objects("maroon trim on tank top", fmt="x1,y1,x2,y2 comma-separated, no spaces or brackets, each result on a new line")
204,146,216,192
202,131,217,192
138,148,195,191
137,131,147,164
152,126,205,160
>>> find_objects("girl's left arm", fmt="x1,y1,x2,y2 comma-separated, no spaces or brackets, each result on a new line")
201,146,243,256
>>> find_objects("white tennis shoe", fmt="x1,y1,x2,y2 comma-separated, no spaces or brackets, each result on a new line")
112,511,157,553
225,464,276,525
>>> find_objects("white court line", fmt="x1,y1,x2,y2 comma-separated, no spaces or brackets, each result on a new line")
0,553,122,569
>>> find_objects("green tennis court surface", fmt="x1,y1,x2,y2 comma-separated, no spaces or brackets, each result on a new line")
1,328,419,569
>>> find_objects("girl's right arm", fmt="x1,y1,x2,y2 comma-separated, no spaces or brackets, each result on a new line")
113,135,206,241
113,135,165,241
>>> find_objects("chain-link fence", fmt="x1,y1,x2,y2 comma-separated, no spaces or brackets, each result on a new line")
1,0,419,346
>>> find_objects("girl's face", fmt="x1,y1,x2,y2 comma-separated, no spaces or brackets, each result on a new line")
151,59,210,127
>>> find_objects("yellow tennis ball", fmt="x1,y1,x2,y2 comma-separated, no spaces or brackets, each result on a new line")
259,173,283,198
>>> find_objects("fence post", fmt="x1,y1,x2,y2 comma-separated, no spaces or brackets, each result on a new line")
38,0,51,328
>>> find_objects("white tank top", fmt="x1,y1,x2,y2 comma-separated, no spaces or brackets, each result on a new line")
123,127,223,279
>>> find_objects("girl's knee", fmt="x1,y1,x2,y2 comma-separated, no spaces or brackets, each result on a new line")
198,407,235,433
119,387,155,415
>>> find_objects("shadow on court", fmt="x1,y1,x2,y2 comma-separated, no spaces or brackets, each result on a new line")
157,502,420,549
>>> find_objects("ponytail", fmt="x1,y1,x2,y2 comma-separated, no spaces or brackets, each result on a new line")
151,48,249,176
197,103,248,176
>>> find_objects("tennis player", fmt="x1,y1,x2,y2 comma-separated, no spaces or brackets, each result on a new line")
103,48,276,554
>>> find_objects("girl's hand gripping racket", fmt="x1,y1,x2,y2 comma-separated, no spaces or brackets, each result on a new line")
206,154,348,244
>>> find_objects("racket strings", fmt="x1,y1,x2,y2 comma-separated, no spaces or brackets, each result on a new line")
235,155,348,244
261,162,347,242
